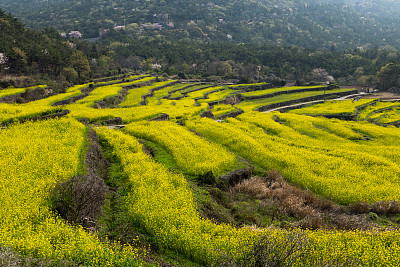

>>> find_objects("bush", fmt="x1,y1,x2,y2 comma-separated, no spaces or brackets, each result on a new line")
197,171,216,185
368,212,378,221
50,173,107,228
62,67,79,83
50,130,109,229
219,231,310,266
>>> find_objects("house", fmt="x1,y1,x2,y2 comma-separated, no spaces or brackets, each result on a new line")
68,31,82,38
141,23,163,30
114,25,126,30
152,63,162,69
0,53,8,65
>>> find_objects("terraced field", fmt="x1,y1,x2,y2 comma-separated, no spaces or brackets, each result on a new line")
289,98,377,117
2,76,400,266
0,85,48,99
291,97,400,126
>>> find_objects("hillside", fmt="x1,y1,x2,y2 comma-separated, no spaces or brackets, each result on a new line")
1,0,400,49
2,0,400,265
0,10,69,75
3,6,400,92
2,77,400,265
0,9,95,88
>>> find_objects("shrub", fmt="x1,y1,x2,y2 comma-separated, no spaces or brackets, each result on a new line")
219,231,310,267
50,173,108,229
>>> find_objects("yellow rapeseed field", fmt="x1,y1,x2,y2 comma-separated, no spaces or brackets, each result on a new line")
3,81,400,265
124,120,237,176
0,119,141,265
96,127,255,265
186,112,400,204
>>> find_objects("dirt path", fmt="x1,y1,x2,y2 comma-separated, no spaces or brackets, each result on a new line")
263,92,367,113
360,92,400,100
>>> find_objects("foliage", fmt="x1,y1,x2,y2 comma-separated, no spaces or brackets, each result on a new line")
2,79,400,265
145,83,190,105
96,127,256,265
119,80,175,107
95,74,147,86
186,112,400,204
69,50,91,82
0,103,62,124
198,88,234,103
4,6,400,85
0,119,141,265
241,85,325,97
357,100,400,124
289,99,377,116
211,104,238,118
169,84,210,99
377,63,400,90
186,86,225,100
72,77,154,107
4,0,400,51
375,108,400,124
0,82,95,124
124,120,237,176
0,85,47,99
236,88,355,112
0,10,76,78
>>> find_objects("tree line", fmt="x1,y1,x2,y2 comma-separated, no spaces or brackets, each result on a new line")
0,10,92,89
2,0,400,49
2,8,400,91
99,32,400,90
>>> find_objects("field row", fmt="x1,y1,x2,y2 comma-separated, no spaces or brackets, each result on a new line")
0,119,141,266
289,97,400,126
2,119,399,265
3,76,400,265
0,77,360,124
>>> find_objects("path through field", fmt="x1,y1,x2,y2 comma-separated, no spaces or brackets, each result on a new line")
263,92,367,113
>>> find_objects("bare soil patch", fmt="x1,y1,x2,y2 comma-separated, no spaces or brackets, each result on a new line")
361,92,400,99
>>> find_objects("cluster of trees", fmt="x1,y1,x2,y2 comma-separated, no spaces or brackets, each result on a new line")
377,63,400,91
99,34,400,89
2,6,399,91
0,10,98,87
2,0,400,49
2,3,400,91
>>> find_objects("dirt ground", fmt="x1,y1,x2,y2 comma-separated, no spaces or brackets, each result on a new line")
361,92,400,100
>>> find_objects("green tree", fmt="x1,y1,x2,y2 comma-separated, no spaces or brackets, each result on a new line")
70,50,91,81
9,47,28,73
377,63,400,90
62,67,79,83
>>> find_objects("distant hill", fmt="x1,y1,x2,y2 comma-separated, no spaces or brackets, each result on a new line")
0,9,92,86
0,10,68,73
1,2,400,89
1,0,400,49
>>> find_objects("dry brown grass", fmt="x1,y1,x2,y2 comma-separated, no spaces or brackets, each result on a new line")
0,75,36,89
218,230,361,266
332,214,369,230
349,202,371,214
372,200,400,214
233,176,271,198
282,195,317,218
350,200,400,215
0,244,73,266
232,169,376,230
50,130,109,231
218,231,311,267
